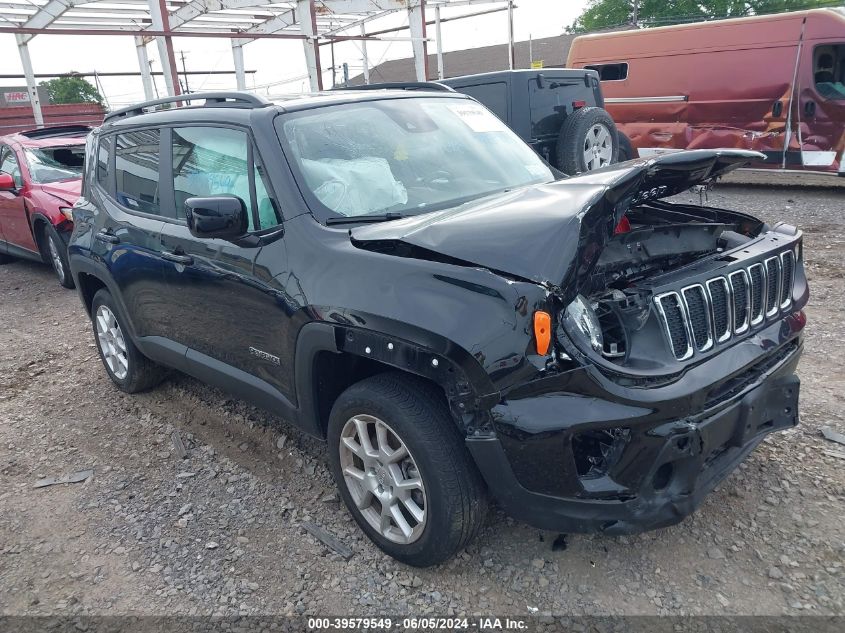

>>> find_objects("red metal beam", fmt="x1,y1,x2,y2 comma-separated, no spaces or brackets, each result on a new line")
310,0,324,91
158,0,181,97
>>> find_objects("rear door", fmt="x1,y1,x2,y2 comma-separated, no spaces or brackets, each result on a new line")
0,144,38,254
156,125,291,393
91,129,169,338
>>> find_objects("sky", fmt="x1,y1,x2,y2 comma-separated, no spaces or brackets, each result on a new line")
0,0,588,108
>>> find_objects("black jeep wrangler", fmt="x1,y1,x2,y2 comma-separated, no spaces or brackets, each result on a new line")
69,91,806,567
441,69,628,173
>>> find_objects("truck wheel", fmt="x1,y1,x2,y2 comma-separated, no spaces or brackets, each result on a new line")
42,223,75,289
327,372,487,567
617,133,635,162
556,106,619,174
91,289,167,393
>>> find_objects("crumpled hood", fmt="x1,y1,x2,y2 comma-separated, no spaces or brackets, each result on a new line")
37,179,81,206
351,150,762,300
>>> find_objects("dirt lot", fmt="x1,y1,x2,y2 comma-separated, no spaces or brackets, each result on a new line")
1,174,844,620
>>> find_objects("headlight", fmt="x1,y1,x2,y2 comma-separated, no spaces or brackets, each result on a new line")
563,294,603,353
60,206,74,222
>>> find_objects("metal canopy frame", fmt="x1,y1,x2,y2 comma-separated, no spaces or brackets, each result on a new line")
0,0,516,127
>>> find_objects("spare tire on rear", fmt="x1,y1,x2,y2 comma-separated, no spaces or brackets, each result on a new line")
555,106,619,175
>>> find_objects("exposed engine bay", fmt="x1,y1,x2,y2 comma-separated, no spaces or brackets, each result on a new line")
563,199,802,373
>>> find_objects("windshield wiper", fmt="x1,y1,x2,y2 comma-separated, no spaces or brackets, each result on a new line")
325,212,405,226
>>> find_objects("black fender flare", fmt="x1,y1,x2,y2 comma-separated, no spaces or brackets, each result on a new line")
68,254,138,334
293,318,499,437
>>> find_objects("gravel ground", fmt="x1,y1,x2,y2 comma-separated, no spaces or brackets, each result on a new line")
1,174,844,620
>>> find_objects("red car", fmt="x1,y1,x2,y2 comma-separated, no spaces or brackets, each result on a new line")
0,125,89,288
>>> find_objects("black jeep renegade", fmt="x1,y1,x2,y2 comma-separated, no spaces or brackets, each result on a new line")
69,91,807,567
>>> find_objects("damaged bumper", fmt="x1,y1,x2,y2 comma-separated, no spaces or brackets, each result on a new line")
467,320,803,534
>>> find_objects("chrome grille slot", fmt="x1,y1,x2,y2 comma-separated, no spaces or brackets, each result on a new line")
748,263,765,325
780,251,794,308
765,256,780,318
655,292,693,361
654,249,797,361
706,277,732,343
729,270,750,334
682,284,713,351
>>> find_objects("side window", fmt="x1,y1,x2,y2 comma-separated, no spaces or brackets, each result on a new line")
171,126,280,231
96,135,111,190
114,129,162,215
814,44,845,101
0,146,22,187
585,63,628,82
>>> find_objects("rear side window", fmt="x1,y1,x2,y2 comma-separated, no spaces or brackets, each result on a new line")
115,129,161,215
585,63,628,81
96,136,111,189
453,82,509,122
171,126,279,231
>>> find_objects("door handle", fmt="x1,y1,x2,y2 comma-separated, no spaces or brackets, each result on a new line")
804,101,816,117
95,230,119,244
161,251,194,265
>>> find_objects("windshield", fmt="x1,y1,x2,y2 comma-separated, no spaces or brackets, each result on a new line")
277,97,555,221
25,144,85,183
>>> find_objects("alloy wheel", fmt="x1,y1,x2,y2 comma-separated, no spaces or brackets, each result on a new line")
338,414,427,544
47,234,65,283
583,123,613,171
95,305,129,380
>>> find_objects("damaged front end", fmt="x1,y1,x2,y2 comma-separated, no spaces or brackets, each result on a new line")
355,150,808,534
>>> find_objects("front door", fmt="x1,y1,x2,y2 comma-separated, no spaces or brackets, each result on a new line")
157,125,291,394
796,42,845,172
0,145,37,254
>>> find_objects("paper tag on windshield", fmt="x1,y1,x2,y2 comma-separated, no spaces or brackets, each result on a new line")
448,104,510,133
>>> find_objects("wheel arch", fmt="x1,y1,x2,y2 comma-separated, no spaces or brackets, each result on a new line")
294,321,498,439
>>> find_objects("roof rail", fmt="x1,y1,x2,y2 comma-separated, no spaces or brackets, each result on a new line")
104,91,272,123
18,124,92,139
335,82,455,93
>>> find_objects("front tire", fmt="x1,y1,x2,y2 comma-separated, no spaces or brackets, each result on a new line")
42,223,74,289
327,372,487,567
91,289,167,393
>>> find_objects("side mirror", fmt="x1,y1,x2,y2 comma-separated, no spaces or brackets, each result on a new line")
0,172,17,191
185,195,248,240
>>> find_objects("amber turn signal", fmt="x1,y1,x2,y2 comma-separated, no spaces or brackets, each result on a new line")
534,311,552,356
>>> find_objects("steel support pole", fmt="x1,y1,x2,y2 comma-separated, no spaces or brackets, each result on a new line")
135,36,155,100
232,41,246,90
435,5,444,80
148,0,180,96
507,0,515,70
15,36,43,128
360,23,370,85
297,0,323,92
408,0,429,82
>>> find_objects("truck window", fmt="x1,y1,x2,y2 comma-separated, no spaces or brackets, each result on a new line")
453,82,509,122
814,45,845,100
584,63,628,82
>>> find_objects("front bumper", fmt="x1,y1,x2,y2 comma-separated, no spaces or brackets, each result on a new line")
467,335,802,535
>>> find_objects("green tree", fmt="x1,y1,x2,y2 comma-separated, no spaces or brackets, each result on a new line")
39,75,103,105
567,0,839,32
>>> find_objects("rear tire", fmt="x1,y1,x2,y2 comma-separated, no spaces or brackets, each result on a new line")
556,106,619,175
617,132,635,162
327,372,487,567
41,223,74,289
0,252,13,264
91,289,167,393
